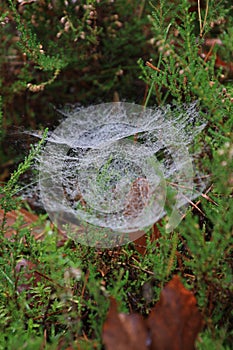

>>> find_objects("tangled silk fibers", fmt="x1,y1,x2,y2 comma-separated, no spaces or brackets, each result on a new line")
39,102,206,247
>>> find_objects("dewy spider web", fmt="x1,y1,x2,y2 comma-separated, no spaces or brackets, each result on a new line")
39,102,206,247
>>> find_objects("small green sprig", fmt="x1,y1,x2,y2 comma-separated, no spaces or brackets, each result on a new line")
0,129,48,221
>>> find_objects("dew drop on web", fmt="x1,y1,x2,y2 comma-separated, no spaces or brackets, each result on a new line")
37,102,206,247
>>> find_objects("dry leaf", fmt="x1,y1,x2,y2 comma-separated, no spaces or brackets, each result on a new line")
130,222,161,255
147,276,203,350
124,177,149,219
103,276,203,350
103,298,148,350
0,207,45,239
0,206,66,243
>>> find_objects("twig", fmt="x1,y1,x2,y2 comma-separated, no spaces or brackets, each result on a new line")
197,0,202,37
181,192,205,216
146,61,161,73
198,0,209,38
204,41,216,63
203,0,209,34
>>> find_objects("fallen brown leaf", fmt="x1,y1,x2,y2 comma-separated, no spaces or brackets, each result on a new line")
130,222,161,255
147,275,203,350
0,207,46,240
124,177,149,219
0,206,67,243
103,298,148,350
103,276,203,350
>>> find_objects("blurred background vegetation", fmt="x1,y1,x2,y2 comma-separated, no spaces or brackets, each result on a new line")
0,0,232,168
0,0,155,172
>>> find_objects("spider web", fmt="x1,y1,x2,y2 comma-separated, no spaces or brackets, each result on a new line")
37,102,206,247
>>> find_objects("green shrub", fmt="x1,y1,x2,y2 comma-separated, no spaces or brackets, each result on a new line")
0,0,232,348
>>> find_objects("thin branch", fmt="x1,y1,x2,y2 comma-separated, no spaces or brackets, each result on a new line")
198,0,209,38
146,61,162,73
203,0,209,34
197,0,203,37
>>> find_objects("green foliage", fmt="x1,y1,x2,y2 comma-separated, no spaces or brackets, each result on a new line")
0,129,47,234
141,0,233,107
0,94,3,142
9,0,66,71
140,1,233,348
0,0,232,349
2,1,150,99
1,0,152,164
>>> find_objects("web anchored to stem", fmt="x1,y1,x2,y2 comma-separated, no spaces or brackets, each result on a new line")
39,102,206,247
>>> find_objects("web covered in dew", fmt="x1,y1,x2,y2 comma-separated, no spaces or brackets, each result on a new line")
38,102,206,247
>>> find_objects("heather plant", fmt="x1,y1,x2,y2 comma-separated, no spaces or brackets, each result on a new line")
0,0,232,349
139,0,233,347
1,0,152,162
